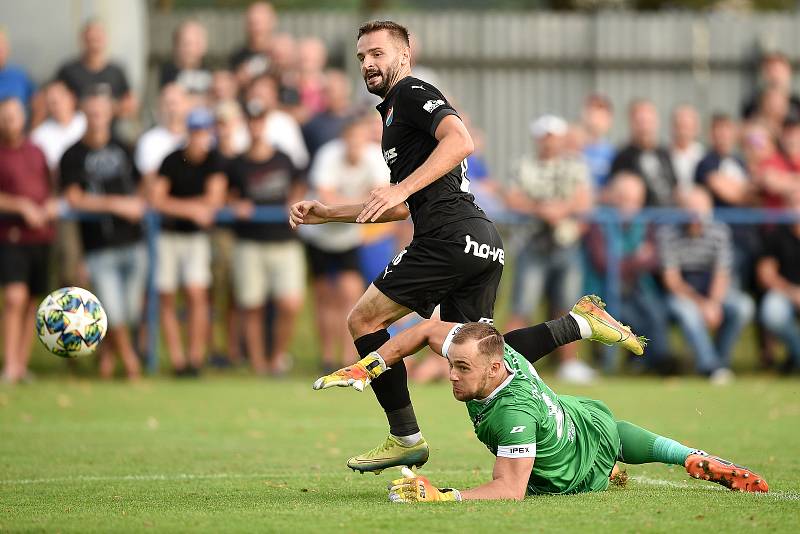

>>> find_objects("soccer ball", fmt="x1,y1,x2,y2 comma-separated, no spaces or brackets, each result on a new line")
36,287,108,358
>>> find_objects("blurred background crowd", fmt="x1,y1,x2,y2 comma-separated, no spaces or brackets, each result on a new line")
3,1,800,385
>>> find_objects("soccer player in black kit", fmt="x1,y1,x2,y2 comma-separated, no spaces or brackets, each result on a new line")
290,21,505,473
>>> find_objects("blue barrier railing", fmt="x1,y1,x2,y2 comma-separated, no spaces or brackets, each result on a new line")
49,205,800,373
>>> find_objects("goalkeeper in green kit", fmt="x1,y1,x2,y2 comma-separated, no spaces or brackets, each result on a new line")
314,295,769,500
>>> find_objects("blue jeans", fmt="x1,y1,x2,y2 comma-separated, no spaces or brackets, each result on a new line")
667,289,754,373
85,243,148,328
760,290,800,365
511,243,583,316
619,289,670,368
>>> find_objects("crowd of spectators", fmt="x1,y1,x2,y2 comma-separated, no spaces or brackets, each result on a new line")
2,4,800,385
506,51,800,384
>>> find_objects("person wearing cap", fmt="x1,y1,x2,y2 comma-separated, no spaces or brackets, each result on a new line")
504,114,594,384
610,99,677,207
227,99,306,375
59,88,146,381
153,107,228,377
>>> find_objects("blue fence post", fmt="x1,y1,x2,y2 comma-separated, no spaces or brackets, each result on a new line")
602,208,622,373
144,210,161,374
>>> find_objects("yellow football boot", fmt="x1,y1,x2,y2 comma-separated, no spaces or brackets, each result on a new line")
347,435,429,475
572,295,647,356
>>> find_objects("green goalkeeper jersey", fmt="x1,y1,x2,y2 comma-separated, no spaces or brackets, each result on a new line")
464,344,605,495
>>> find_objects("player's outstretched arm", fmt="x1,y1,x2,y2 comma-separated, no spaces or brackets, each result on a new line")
312,319,456,391
376,319,457,367
289,199,409,228
388,457,533,503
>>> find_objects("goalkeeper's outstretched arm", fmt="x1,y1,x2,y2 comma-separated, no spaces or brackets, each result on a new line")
388,456,533,502
376,319,459,366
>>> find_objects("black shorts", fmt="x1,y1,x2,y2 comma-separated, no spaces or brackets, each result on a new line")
373,217,504,323
0,242,51,295
306,243,361,278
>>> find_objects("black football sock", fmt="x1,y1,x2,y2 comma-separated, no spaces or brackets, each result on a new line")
545,314,582,346
504,315,581,365
354,330,419,437
503,323,559,364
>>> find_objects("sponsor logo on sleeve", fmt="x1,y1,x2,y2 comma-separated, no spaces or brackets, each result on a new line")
510,426,526,434
497,444,537,458
423,99,445,113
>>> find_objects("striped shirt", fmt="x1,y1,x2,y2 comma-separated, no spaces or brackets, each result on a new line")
657,222,732,294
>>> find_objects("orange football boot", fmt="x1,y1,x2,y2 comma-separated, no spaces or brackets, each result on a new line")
685,453,769,493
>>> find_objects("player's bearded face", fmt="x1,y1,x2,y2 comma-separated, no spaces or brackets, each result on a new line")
362,53,401,97
448,354,492,402
358,32,406,98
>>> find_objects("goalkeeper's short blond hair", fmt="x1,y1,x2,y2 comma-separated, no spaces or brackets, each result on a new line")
450,322,504,362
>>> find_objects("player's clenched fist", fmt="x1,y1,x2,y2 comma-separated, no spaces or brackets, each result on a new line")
288,200,330,229
388,467,461,503
312,352,388,392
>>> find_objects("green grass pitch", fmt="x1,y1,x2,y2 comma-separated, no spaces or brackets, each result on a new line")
1,375,799,532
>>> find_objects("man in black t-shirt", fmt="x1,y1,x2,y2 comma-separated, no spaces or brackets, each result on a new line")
55,21,137,119
60,90,145,380
228,100,306,376
610,100,677,207
154,108,227,376
159,21,212,100
290,21,504,473
757,190,800,373
229,2,277,89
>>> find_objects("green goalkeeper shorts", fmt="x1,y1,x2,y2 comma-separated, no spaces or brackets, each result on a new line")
573,398,621,493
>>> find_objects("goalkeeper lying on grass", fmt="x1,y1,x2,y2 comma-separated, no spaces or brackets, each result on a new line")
314,295,769,501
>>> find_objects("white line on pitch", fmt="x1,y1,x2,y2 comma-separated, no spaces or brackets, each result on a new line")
1,472,797,501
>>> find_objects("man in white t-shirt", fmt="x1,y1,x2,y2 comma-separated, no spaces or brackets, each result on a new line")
30,80,87,287
670,104,704,194
135,83,190,177
31,80,86,173
300,115,389,372
246,74,309,169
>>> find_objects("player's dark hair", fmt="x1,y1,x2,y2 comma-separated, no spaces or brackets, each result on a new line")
451,322,504,361
357,20,410,47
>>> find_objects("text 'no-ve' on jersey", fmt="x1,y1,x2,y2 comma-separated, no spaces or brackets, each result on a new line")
375,76,488,237
442,332,607,495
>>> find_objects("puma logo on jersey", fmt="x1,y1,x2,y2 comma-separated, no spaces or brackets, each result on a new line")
510,426,526,434
464,235,505,265
383,147,398,165
411,85,426,90
423,99,445,113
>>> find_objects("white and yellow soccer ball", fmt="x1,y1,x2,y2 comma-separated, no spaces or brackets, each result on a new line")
36,287,108,358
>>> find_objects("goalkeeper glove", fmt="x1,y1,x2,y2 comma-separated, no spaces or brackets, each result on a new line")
312,352,388,392
388,467,462,503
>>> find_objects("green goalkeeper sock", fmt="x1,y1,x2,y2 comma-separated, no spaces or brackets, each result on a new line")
616,420,694,466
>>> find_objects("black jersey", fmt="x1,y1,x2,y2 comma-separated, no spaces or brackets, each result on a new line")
375,76,488,237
